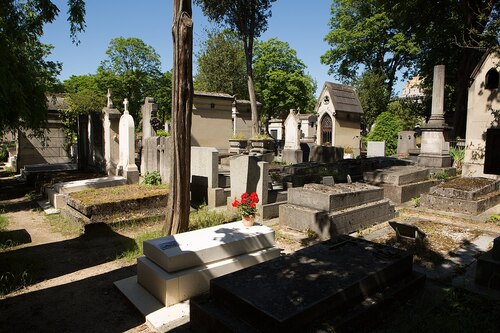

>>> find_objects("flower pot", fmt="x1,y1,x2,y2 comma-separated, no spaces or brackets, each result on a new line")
242,215,255,227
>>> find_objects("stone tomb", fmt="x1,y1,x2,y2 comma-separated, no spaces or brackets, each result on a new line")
280,183,396,239
475,236,500,290
421,177,500,215
363,166,441,204
129,222,280,308
190,235,426,332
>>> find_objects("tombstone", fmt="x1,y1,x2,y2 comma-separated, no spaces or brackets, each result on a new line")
230,155,269,208
367,141,385,157
417,65,452,167
282,109,303,164
140,97,158,175
191,147,219,204
397,131,416,156
102,89,121,176
117,99,139,183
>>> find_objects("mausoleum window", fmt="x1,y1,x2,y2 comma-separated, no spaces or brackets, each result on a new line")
485,68,499,90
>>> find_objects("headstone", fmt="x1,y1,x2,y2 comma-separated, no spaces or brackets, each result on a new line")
367,141,385,157
117,99,139,183
140,97,158,175
229,155,269,208
282,110,303,164
397,131,416,156
102,89,121,176
417,65,452,167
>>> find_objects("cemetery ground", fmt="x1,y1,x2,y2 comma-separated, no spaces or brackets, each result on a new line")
1,168,500,332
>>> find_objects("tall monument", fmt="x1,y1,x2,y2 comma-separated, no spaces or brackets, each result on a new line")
417,65,452,167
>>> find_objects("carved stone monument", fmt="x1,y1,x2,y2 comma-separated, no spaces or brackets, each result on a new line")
282,109,303,164
102,89,121,175
117,98,139,183
417,65,452,167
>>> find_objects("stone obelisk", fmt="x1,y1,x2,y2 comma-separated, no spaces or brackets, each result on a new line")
417,65,452,167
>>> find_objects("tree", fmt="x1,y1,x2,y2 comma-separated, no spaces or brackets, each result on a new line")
151,71,173,123
253,38,317,126
366,111,402,156
163,0,193,235
321,0,419,97
388,0,500,138
194,0,277,136
0,0,85,135
96,37,163,121
354,70,391,131
195,28,248,99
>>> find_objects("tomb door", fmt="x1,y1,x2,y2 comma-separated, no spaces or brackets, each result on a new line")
321,114,333,145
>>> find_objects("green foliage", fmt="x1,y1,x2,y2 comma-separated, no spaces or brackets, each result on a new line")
118,229,163,261
156,130,170,137
449,146,465,163
430,171,450,181
143,171,162,186
0,144,8,162
388,99,426,131
411,196,421,208
195,28,248,99
355,70,391,129
231,132,247,140
366,111,403,156
321,0,419,96
97,37,163,121
0,0,85,133
189,205,238,231
0,213,8,231
253,38,317,119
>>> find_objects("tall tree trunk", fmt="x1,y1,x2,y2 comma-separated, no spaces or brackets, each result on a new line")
244,39,259,137
163,0,193,235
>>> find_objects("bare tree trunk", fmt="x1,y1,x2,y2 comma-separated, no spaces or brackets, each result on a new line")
163,0,193,235
247,74,259,137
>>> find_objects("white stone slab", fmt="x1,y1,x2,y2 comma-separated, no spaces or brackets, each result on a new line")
143,221,276,273
114,276,190,332
138,247,281,306
53,176,127,194
367,141,385,157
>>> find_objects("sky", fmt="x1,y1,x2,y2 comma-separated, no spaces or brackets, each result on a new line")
41,0,405,97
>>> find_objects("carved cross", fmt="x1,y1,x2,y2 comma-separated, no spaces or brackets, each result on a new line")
123,98,129,114
106,89,113,108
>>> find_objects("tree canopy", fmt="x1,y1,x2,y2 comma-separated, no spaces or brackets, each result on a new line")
253,38,317,122
195,28,248,99
0,0,85,134
96,37,163,121
194,0,277,136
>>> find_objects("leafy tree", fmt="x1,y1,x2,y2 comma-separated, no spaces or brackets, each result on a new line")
151,71,173,123
366,111,402,156
0,0,85,134
96,37,163,121
387,99,424,131
195,29,248,99
194,0,277,136
388,0,500,138
354,70,391,131
253,38,317,126
321,0,419,97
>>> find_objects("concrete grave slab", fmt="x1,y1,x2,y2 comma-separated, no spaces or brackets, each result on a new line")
143,221,276,273
190,236,425,332
53,176,127,194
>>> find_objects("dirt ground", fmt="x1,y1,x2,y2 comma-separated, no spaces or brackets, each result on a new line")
1,170,500,333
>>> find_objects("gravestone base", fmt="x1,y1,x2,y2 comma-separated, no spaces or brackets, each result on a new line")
282,149,303,165
190,236,425,332
475,237,500,290
417,154,452,168
123,165,140,184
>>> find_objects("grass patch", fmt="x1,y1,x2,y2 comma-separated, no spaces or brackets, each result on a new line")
44,214,83,237
117,229,163,261
0,251,37,296
69,184,168,206
0,212,7,231
188,206,239,231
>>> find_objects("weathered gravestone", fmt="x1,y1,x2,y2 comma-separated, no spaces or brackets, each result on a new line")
102,89,121,176
367,141,385,157
191,235,425,332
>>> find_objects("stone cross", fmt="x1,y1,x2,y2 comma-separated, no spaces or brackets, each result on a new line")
123,98,129,114
106,89,113,108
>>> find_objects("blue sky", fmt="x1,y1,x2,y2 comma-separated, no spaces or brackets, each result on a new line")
41,0,404,97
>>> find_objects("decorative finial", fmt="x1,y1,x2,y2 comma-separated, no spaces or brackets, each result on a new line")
123,98,129,114
107,89,113,108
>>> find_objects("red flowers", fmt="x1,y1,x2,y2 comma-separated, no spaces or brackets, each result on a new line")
232,192,259,217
